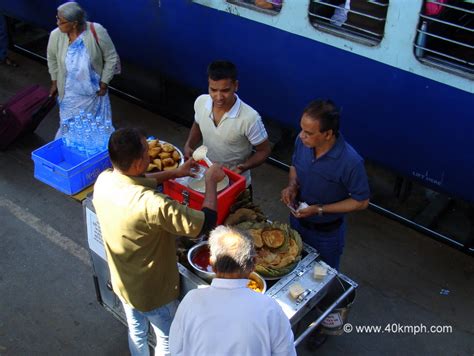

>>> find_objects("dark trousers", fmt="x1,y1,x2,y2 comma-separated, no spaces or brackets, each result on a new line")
290,215,346,270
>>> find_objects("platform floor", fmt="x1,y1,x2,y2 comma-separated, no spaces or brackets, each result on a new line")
0,52,473,356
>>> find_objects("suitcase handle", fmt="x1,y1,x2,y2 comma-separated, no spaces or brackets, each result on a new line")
42,163,55,172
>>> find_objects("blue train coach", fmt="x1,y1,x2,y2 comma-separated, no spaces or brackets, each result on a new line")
1,1,473,202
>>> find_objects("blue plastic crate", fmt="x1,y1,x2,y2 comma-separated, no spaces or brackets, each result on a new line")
32,139,111,195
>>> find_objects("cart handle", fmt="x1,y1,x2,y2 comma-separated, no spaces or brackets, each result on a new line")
294,285,357,347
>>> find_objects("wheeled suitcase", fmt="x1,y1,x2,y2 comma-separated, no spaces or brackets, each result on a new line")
0,85,56,150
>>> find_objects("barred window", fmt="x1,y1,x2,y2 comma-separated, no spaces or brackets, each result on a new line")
308,0,389,46
414,1,474,78
227,0,283,15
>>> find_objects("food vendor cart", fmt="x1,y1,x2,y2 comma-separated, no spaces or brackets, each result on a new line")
83,195,358,347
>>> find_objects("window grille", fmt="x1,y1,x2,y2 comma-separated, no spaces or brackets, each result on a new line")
414,0,474,78
308,0,389,46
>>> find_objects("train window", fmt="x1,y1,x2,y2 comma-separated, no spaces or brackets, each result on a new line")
226,0,283,15
308,0,389,46
414,1,474,78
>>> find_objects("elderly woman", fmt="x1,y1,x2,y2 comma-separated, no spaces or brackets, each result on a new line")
47,2,119,137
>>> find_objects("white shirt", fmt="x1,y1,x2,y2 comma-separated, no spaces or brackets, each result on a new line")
169,278,296,356
194,94,268,186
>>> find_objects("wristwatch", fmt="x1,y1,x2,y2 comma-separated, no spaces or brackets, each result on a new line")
317,204,324,216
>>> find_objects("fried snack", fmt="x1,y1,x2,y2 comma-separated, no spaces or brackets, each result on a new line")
149,147,161,158
262,229,285,249
162,158,175,167
249,229,263,248
287,239,299,258
146,140,182,173
146,164,157,172
148,139,158,148
247,279,263,293
172,150,181,162
224,208,258,226
163,162,179,171
153,159,162,171
158,152,171,160
161,143,175,153
236,221,303,279
257,249,280,265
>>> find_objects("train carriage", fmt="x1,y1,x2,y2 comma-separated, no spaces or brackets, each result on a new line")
1,0,473,250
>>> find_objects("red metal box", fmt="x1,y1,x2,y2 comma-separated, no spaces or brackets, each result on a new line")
163,164,246,225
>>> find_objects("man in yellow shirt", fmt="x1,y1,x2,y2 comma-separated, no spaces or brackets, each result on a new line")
93,128,225,356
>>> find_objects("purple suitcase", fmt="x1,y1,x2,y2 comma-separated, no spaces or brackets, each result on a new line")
0,85,56,150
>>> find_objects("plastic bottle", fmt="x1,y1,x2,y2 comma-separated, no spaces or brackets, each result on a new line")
61,122,71,147
75,120,85,155
67,118,76,148
95,115,104,127
84,128,96,157
79,109,86,122
98,125,106,150
104,117,114,134
415,21,428,58
90,121,98,150
103,119,114,150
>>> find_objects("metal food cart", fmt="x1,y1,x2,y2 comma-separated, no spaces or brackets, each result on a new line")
83,196,357,347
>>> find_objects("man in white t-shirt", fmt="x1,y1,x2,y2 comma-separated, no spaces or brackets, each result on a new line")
169,225,296,356
184,60,271,188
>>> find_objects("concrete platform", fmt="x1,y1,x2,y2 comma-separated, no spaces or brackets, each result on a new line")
0,52,473,356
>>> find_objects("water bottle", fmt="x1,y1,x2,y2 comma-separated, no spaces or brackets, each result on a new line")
79,109,86,122
67,118,76,148
415,21,428,58
75,120,85,154
61,122,71,147
98,125,106,150
104,117,114,134
90,120,98,140
74,115,81,126
95,115,104,127
103,119,114,149
84,128,96,157
85,113,93,129
90,121,98,133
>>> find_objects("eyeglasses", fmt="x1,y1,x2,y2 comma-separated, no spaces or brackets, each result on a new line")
56,15,69,25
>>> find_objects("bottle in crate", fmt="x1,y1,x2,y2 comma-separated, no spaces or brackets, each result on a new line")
74,119,85,155
84,128,97,157
61,122,71,147
67,118,76,149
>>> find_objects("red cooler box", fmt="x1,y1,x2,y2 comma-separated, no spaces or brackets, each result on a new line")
163,164,246,225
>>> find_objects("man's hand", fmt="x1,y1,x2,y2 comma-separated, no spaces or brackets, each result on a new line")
202,164,225,212
281,185,298,206
205,164,226,184
97,82,108,96
175,159,199,178
183,145,194,161
234,163,247,175
291,205,317,219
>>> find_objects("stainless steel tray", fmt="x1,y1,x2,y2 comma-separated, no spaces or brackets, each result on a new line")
266,250,337,326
